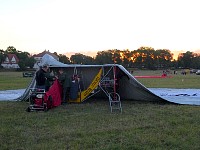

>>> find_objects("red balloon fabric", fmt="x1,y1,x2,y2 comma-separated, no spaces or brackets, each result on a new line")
44,79,62,108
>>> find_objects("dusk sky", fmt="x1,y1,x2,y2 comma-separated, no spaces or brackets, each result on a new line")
0,0,200,58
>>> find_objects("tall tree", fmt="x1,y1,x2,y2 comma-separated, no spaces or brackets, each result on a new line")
16,51,35,70
112,49,122,64
0,49,6,64
121,49,131,67
70,53,94,64
58,54,70,64
5,46,17,54
95,50,113,64
134,47,155,69
155,49,173,69
177,51,193,68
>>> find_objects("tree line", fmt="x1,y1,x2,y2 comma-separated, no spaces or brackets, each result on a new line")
1,46,200,70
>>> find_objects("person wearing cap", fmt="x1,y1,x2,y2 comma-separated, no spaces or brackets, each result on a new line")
36,64,54,91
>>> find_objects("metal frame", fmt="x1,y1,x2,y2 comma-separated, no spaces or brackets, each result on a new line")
26,88,47,112
99,65,122,113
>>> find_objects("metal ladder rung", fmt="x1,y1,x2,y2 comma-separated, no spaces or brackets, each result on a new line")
109,92,122,113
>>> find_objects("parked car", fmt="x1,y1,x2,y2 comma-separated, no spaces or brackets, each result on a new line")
196,70,200,75
23,72,34,77
190,69,198,74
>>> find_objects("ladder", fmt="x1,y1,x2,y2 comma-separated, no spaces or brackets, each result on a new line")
99,65,122,113
109,92,122,113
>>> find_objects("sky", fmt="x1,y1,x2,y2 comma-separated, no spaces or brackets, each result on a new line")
0,0,200,58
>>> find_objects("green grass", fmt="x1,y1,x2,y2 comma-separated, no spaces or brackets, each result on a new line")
1,70,200,149
132,70,200,88
1,101,200,150
0,70,200,90
1,70,200,90
0,72,32,90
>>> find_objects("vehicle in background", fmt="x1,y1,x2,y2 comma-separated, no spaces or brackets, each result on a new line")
196,70,200,75
23,72,35,77
190,69,198,74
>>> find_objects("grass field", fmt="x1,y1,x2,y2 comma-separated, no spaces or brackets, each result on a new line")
0,72,32,90
1,70,200,149
1,70,200,90
1,100,200,150
133,70,200,89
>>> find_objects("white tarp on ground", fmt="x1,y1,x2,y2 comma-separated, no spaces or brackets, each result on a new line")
0,89,25,101
149,88,200,105
1,88,200,105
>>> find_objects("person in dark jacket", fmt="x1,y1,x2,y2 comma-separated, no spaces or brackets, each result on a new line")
36,65,55,91
57,68,71,104
69,74,79,100
44,70,55,91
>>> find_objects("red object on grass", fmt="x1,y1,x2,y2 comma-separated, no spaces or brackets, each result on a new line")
44,79,62,108
134,75,173,78
34,98,43,106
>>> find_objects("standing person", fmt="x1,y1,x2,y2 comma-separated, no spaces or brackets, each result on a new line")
69,74,79,100
57,68,71,104
44,70,55,91
35,64,54,91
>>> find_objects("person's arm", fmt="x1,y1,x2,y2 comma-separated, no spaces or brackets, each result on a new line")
58,73,66,84
45,72,55,81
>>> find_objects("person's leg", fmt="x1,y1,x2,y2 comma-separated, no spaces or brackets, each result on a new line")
66,87,70,101
62,87,67,104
